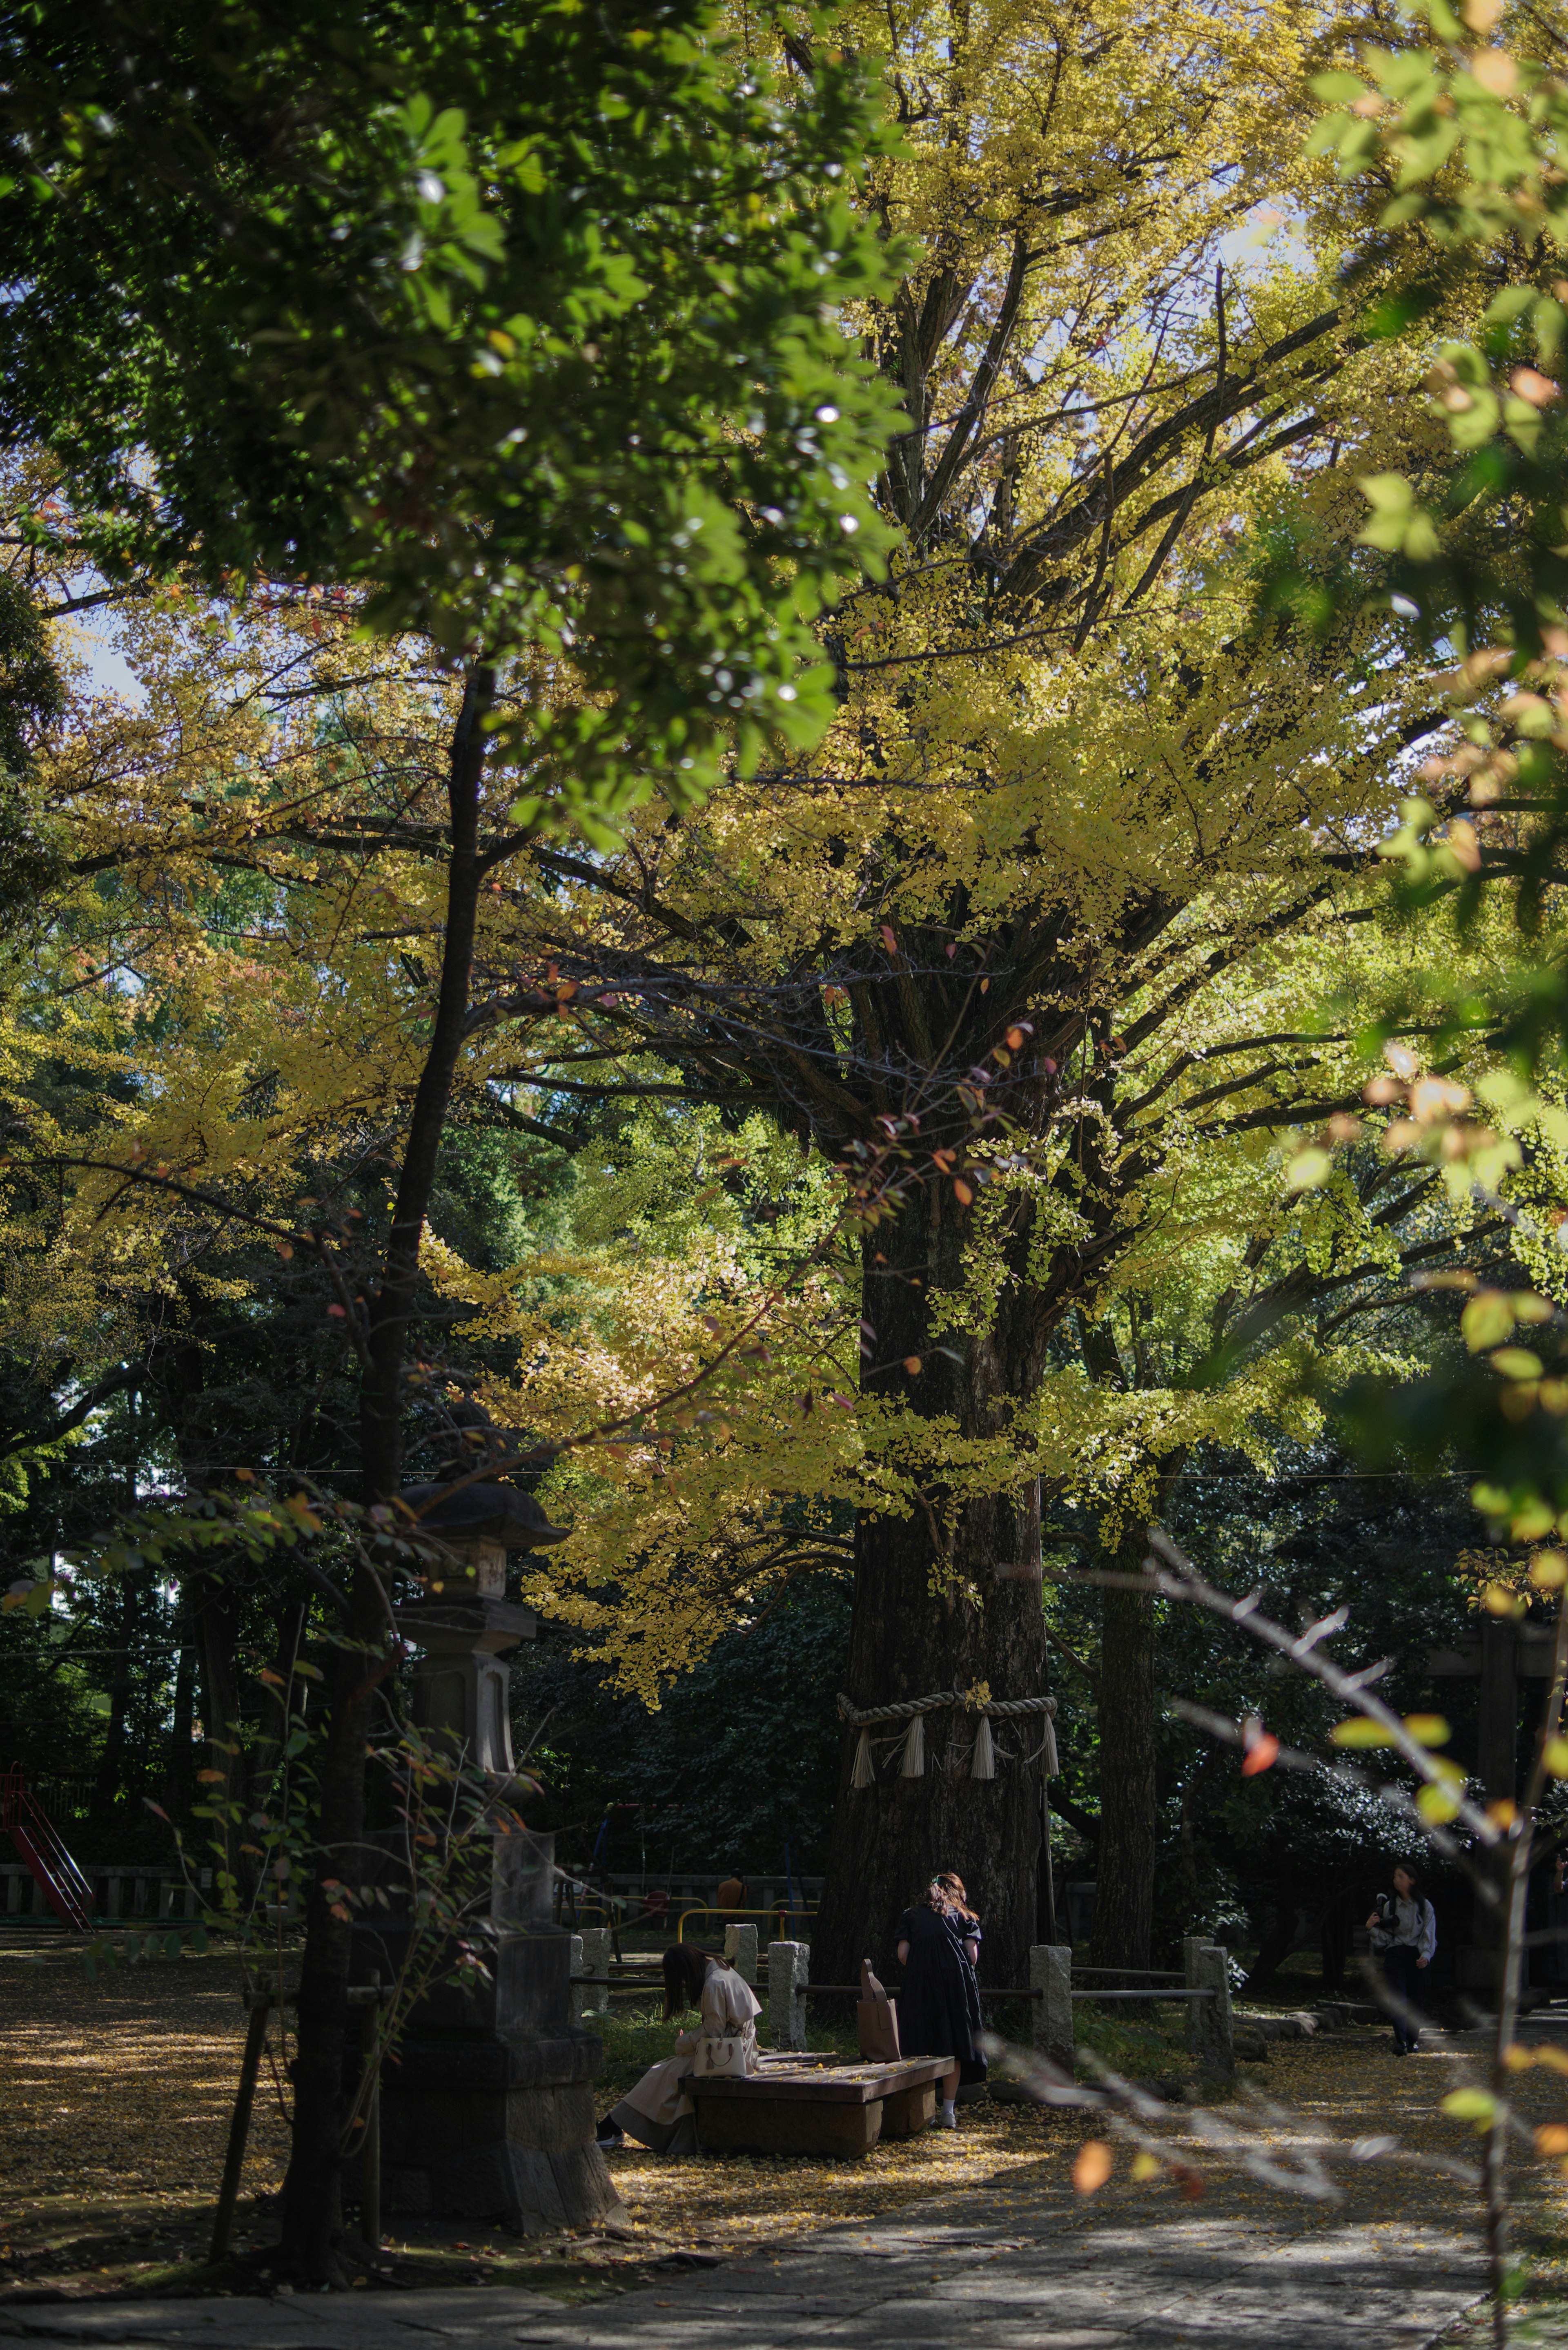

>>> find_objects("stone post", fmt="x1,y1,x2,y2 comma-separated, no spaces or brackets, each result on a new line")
1029,1943,1074,2074
1194,1944,1234,2080
1182,1934,1204,2051
768,1939,807,2051
724,1922,758,1987
576,1926,611,2019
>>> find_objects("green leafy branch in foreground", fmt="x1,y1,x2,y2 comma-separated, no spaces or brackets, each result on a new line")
1267,3,1568,1534
0,0,914,835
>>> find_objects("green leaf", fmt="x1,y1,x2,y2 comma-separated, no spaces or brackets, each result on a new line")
1355,473,1441,557
1330,1716,1398,1748
1461,1290,1517,1351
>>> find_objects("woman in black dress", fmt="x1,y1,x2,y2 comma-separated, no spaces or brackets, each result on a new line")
895,1873,985,2129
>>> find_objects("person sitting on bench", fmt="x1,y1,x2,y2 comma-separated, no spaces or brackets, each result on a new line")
596,1942,760,2153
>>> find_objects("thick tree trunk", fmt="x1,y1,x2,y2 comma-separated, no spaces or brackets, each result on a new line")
279,664,492,2286
814,1203,1050,1993
813,1496,1049,1990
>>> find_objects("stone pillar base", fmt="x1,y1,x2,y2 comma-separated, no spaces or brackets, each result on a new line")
381,2028,622,2230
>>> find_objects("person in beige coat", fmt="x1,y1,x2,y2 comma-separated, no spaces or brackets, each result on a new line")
597,1944,762,2154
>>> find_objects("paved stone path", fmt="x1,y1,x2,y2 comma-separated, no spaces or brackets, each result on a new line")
0,2150,1488,2350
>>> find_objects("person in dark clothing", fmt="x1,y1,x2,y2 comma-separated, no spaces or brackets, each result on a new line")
895,1873,986,2129
1366,1862,1436,2054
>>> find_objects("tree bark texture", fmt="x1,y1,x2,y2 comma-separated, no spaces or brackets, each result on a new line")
814,1204,1051,1993
1090,1519,1157,1974
281,664,492,2284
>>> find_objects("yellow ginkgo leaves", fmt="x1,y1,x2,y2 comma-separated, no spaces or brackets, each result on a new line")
1327,1712,1467,1822
1330,1712,1450,1750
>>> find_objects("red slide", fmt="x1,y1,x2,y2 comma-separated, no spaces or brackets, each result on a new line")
1,1766,93,1932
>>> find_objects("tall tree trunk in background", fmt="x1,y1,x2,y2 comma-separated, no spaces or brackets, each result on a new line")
191,1565,248,1885
162,1596,198,1817
249,1588,307,1824
1089,1461,1183,1974
1091,1518,1157,1973
813,1208,1050,1992
281,662,492,2287
93,1569,143,1811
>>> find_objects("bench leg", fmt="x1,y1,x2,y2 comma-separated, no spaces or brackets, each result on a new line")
880,2082,936,2138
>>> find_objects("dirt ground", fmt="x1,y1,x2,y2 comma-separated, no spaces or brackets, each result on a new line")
5,1925,1568,2325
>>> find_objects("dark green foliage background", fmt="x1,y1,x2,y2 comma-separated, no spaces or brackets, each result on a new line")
512,1578,853,1882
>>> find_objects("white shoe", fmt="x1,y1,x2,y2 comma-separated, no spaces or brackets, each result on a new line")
936,2103,958,2129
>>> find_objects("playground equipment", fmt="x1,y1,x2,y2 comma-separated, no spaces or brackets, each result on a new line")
0,1764,92,1931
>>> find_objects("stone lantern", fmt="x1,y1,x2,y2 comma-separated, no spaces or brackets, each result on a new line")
361,1482,624,2234
392,1480,565,1781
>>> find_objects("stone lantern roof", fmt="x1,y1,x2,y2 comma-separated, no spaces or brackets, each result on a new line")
400,1480,570,1552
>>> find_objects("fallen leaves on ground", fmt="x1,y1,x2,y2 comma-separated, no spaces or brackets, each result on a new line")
7,1929,1568,2317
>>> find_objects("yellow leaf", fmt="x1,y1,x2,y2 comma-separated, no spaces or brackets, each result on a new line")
1403,1713,1451,1747
1286,1146,1332,1191
1330,1716,1396,1748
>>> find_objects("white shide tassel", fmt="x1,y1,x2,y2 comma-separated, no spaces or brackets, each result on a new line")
900,1712,926,1777
851,1726,875,1788
1041,1699,1059,1777
971,1713,996,1780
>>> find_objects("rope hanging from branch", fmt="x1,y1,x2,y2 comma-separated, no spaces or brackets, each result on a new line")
837,1688,1058,1785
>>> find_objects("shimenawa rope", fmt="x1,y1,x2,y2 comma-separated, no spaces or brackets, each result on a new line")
837,1688,1058,1786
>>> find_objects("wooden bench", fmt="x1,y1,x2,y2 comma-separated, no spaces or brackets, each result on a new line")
689,2053,950,2157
